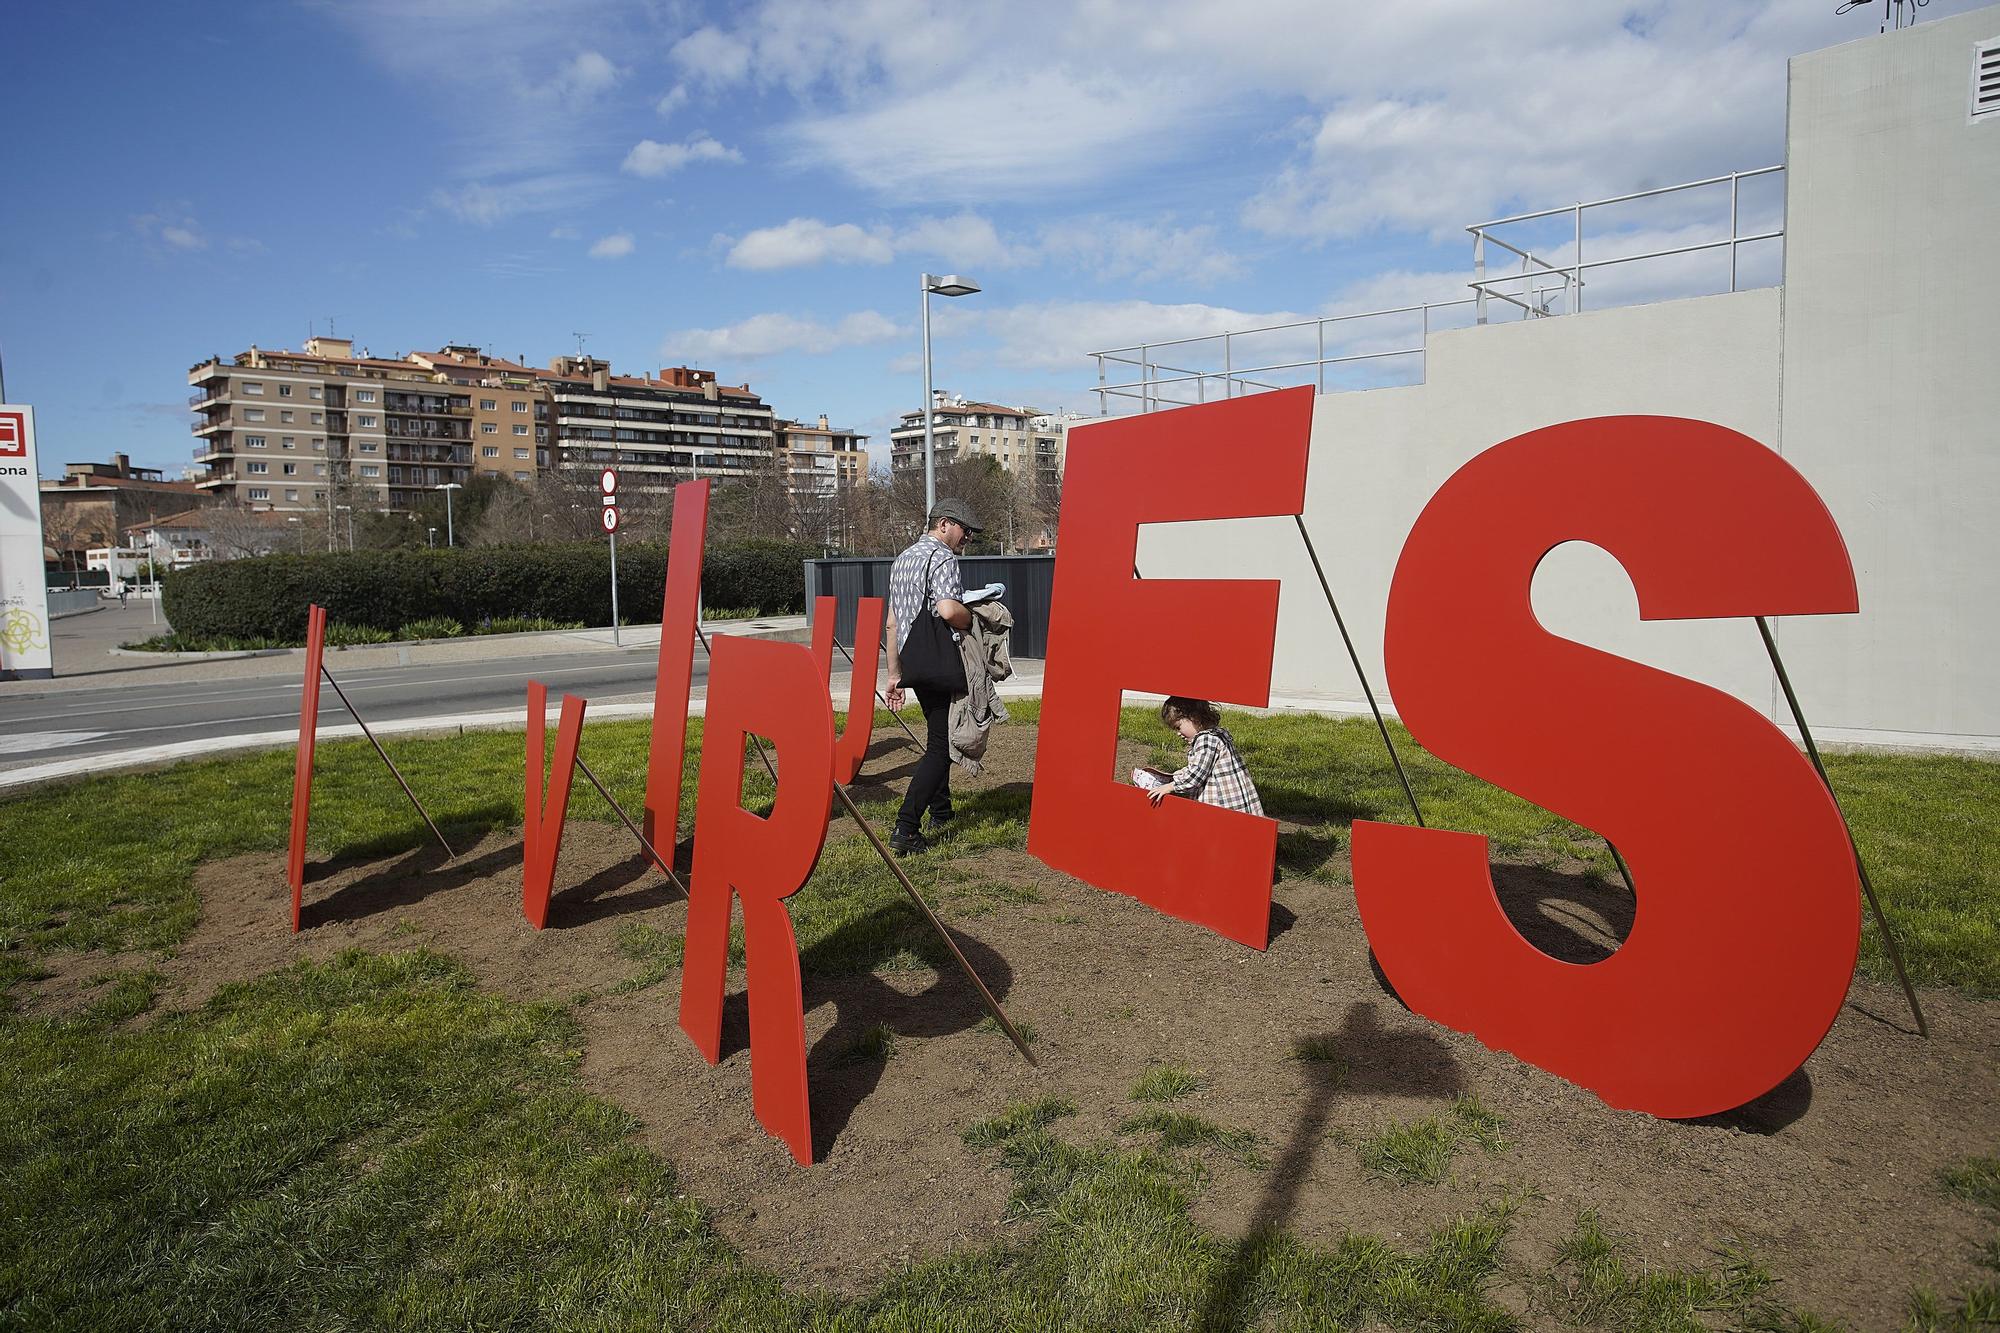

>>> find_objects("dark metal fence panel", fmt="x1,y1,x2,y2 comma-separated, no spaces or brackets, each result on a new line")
803,554,1057,659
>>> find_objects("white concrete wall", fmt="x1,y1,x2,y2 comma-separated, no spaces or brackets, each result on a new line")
1775,8,2000,746
1137,289,1788,730
1134,10,1999,752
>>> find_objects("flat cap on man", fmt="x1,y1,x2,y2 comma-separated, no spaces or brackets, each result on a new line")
927,497,983,533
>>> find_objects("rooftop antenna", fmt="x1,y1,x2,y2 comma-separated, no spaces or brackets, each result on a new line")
1835,0,1927,32
573,331,591,359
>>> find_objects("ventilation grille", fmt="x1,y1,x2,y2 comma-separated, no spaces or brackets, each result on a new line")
1977,38,2000,120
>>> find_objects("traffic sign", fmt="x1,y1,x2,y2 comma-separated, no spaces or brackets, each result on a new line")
601,505,620,534
600,468,618,495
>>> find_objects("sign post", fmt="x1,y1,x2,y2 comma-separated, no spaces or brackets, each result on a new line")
601,468,621,647
0,404,52,680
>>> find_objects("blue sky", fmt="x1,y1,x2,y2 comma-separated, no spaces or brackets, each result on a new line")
2,0,1982,478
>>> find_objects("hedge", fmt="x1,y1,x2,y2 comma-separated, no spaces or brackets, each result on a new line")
160,539,817,643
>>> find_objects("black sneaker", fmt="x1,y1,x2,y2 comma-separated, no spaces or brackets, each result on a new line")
888,829,929,857
928,807,956,829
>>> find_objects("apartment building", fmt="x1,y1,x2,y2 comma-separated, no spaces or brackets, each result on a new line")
538,360,777,489
888,395,1070,482
40,453,204,571
775,414,869,499
413,347,550,484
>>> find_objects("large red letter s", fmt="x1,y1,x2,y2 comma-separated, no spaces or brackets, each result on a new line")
678,635,836,1165
1352,416,1860,1118
1027,388,1310,949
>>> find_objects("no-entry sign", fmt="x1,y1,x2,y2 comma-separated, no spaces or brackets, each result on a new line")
600,468,618,496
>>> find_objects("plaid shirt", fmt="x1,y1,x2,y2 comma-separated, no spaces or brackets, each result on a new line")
1170,725,1263,815
888,533,963,650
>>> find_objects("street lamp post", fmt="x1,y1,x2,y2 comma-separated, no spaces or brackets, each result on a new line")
427,526,437,549
437,482,463,547
920,273,981,520
337,504,353,552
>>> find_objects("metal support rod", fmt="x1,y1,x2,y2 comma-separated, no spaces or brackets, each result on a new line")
1756,616,1927,1037
574,752,688,899
1729,172,1740,292
831,782,1036,1066
1572,202,1585,313
608,527,621,648
1291,516,1426,828
827,633,926,754
319,664,456,861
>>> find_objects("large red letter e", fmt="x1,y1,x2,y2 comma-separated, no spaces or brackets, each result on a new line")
678,635,836,1165
1026,388,1310,948
1352,416,1861,1118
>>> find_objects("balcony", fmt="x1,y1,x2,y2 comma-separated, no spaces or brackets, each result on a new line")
189,390,230,410
191,418,229,436
197,471,238,487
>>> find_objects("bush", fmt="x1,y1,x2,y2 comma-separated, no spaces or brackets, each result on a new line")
476,616,585,635
396,616,462,641
325,622,394,647
161,539,816,643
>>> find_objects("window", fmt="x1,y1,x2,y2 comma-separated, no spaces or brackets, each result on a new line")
314,463,326,476
279,384,293,397
246,461,269,474
243,382,265,395
480,398,497,411
312,438,325,451
281,437,296,449
244,408,266,422
244,435,268,448
356,390,376,403
314,490,325,501
358,415,377,428
513,448,530,460
310,412,323,424
360,465,381,478
514,471,530,481
512,423,528,436
281,463,297,476
280,410,294,423
482,445,500,458
480,422,497,434
285,490,299,501
360,441,378,453
512,400,528,413
309,387,323,400
247,487,269,500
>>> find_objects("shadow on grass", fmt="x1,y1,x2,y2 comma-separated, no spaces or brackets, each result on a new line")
1257,781,1383,828
300,833,521,928
1489,861,1634,965
705,901,1019,1159
1197,1003,1464,1331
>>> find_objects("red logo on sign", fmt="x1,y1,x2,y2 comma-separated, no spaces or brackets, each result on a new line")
0,411,24,458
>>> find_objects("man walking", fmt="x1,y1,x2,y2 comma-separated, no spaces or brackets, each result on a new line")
883,498,980,855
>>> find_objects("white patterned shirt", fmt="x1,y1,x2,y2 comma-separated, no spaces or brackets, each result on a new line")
888,533,963,651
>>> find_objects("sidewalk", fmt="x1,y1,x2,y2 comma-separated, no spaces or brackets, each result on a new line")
0,606,812,696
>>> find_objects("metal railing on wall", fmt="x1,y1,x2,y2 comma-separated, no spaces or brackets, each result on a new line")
1086,165,1785,415
1467,166,1784,324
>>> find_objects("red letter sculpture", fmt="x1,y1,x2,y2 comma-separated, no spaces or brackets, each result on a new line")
1351,416,1861,1118
678,635,836,1164
643,478,711,855
811,594,885,783
286,603,328,931
1027,388,1309,948
523,681,588,930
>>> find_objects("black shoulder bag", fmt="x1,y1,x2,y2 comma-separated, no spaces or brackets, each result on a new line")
897,553,968,697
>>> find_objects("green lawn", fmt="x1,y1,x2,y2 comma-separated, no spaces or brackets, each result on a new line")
1,704,1996,1328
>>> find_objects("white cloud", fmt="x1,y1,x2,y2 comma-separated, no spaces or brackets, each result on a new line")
670,25,752,88
655,84,689,118
550,50,622,103
726,218,894,269
659,310,903,361
431,173,601,225
588,231,635,259
548,225,581,240
960,298,1309,374
160,226,204,251
622,134,742,178
1037,219,1243,286
131,208,213,253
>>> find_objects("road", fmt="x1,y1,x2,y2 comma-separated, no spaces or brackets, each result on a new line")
0,645,708,776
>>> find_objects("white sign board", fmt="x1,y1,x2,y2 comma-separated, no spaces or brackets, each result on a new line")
0,405,52,679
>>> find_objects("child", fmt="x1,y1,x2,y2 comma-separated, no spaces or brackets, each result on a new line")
1145,696,1263,816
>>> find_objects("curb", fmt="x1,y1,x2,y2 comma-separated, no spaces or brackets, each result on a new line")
105,617,813,662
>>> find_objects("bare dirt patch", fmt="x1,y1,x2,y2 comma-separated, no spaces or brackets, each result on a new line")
60,720,2000,1325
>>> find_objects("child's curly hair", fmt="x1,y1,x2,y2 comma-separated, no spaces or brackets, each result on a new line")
1159,696,1221,731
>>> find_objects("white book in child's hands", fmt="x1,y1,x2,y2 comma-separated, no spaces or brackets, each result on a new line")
1131,767,1171,790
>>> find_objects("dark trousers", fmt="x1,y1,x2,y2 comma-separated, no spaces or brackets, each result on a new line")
895,684,954,835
